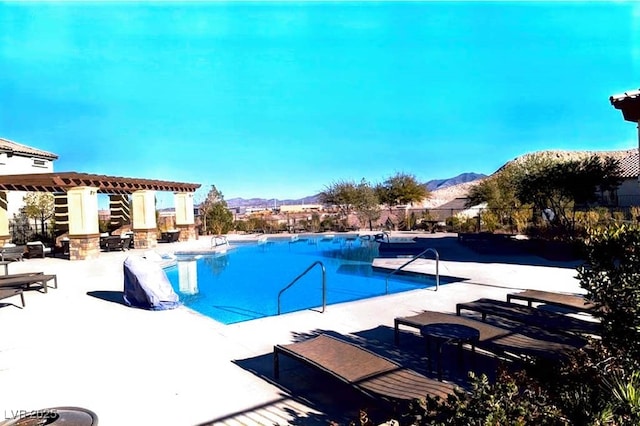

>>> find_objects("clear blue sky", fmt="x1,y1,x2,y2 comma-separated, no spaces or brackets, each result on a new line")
1,1,639,206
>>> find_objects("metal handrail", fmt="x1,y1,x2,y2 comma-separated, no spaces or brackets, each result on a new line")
385,248,439,293
277,261,326,315
211,235,229,249
374,231,391,243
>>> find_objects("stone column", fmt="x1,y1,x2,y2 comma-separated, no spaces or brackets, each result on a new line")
67,187,100,260
132,190,157,249
0,191,10,246
174,192,196,241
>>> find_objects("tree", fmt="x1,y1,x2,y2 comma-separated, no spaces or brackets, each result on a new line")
515,155,621,236
375,172,429,212
22,192,54,238
199,185,233,235
319,180,360,221
375,172,429,230
353,179,381,231
206,202,233,235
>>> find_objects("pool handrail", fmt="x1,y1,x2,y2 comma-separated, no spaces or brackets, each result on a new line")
211,235,229,249
277,260,326,315
385,248,439,293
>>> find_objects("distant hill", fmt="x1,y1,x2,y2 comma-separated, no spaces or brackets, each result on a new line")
424,172,486,191
225,172,485,208
226,194,321,209
498,148,636,173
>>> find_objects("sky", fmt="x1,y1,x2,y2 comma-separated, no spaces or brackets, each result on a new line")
1,1,639,206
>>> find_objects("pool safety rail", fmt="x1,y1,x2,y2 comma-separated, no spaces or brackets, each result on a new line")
211,235,229,249
277,261,326,315
385,248,440,294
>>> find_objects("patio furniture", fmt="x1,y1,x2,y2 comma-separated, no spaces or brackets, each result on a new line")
26,241,53,258
159,230,180,243
1,245,25,262
100,235,126,252
420,323,480,381
0,260,10,275
395,310,586,362
456,298,601,336
0,272,44,280
0,273,57,293
274,333,455,401
0,288,24,308
507,289,597,314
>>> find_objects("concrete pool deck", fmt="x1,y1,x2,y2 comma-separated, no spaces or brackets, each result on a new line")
0,232,586,425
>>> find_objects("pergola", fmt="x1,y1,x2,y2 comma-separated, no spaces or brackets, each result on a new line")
0,172,200,194
0,172,201,260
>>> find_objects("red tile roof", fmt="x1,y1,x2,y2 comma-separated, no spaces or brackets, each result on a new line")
0,137,58,160
618,152,640,179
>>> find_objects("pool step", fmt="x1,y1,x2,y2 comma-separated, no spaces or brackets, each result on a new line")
202,397,343,426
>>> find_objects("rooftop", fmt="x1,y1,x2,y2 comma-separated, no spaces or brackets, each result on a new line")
0,137,58,160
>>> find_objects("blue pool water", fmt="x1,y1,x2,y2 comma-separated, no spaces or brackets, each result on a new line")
165,236,436,324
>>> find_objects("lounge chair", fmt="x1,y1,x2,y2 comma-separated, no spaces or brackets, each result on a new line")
274,334,455,401
1,245,25,261
0,288,25,307
0,274,57,293
394,310,586,362
456,298,601,336
0,272,44,280
507,290,597,313
26,241,53,258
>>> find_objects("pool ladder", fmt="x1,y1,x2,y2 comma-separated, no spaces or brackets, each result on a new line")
385,248,440,294
277,261,326,315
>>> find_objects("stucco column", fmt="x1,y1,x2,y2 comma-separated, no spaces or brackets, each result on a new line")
0,191,10,246
132,190,157,249
174,192,196,241
67,186,100,260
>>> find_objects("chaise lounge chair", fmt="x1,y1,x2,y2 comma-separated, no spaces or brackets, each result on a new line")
1,245,25,262
26,241,53,258
506,289,597,314
0,273,57,293
394,310,586,362
0,287,24,307
456,298,601,336
274,334,455,402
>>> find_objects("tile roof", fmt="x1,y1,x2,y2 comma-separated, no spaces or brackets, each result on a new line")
618,152,640,179
610,89,640,122
0,137,58,160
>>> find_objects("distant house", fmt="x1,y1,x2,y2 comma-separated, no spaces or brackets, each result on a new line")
279,204,324,213
611,152,640,207
0,137,58,217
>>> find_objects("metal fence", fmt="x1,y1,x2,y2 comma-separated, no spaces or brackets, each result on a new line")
8,220,54,244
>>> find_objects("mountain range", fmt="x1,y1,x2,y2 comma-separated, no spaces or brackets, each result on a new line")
225,172,487,208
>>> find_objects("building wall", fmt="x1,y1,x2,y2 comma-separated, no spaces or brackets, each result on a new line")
0,152,55,218
279,204,324,213
616,178,640,207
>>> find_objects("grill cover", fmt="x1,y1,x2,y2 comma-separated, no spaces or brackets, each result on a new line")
123,255,180,310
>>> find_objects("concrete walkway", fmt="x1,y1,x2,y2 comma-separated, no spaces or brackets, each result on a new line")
0,233,585,426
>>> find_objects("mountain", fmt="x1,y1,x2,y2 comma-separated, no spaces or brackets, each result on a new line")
225,172,486,208
424,172,486,191
226,194,321,209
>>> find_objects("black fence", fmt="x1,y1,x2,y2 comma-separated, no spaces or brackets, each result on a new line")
9,220,55,245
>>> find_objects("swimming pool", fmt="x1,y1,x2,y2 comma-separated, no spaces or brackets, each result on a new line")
165,236,436,324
